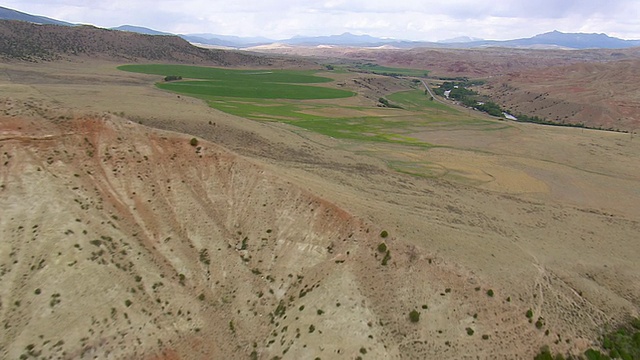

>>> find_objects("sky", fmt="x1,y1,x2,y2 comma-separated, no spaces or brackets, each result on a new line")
4,0,640,41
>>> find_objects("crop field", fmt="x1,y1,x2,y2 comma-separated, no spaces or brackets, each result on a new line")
157,80,353,99
118,64,353,100
119,64,335,84
119,64,506,152
353,63,429,77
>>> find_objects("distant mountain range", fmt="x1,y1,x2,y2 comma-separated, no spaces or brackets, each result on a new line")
2,5,640,50
461,30,640,49
110,25,173,36
285,33,390,46
0,5,74,26
110,29,640,50
437,36,484,44
182,33,273,47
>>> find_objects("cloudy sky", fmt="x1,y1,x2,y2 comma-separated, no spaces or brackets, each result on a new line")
4,0,640,41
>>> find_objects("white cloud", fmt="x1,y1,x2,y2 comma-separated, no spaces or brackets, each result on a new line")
3,0,639,40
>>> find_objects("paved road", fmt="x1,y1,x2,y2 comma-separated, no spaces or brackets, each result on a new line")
420,79,444,104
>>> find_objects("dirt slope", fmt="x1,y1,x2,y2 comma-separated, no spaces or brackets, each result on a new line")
0,106,552,359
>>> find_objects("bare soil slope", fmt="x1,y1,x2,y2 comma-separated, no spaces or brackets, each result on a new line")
0,60,639,359
0,104,550,360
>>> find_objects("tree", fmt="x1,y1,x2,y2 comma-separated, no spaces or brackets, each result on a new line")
409,310,420,323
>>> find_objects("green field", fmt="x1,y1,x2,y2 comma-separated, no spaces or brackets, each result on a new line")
353,63,429,77
157,80,352,100
119,64,333,83
118,64,354,100
119,65,504,149
387,90,452,112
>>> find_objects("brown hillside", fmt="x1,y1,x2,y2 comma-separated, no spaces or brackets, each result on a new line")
381,47,640,78
0,105,550,359
0,20,306,67
481,59,640,131
250,45,640,77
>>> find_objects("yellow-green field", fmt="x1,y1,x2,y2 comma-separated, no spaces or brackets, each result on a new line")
119,64,507,149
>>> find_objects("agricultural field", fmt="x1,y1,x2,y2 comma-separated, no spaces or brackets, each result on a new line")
118,64,354,99
353,63,430,77
119,64,505,153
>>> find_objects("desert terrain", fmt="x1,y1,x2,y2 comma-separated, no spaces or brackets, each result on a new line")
1,50,639,360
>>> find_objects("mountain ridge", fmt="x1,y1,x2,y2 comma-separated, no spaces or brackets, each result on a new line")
464,30,640,49
83,28,640,50
0,5,74,26
110,25,174,36
0,19,302,67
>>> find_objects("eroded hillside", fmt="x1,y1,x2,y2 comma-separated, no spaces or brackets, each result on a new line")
0,103,569,359
481,59,640,131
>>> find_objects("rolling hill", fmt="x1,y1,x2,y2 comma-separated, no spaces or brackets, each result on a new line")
484,59,640,131
0,19,302,67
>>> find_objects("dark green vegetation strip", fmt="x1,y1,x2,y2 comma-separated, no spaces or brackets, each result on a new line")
534,317,640,360
354,63,429,77
118,64,354,100
119,64,332,83
156,80,350,100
